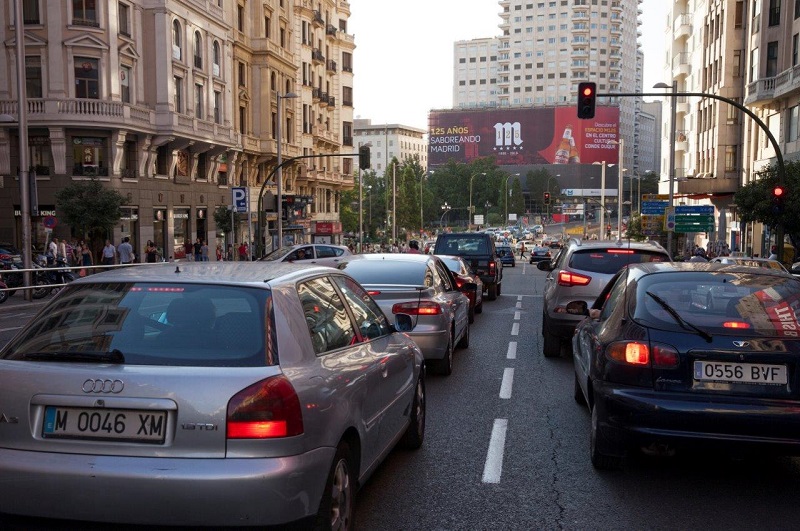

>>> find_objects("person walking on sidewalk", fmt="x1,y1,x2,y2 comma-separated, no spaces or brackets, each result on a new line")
118,237,134,265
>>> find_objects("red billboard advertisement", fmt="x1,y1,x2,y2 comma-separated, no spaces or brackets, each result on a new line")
428,106,620,166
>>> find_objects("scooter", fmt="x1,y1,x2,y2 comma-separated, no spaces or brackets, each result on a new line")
36,255,77,295
0,254,52,299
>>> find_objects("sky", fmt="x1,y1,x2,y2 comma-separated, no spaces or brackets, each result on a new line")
347,0,670,131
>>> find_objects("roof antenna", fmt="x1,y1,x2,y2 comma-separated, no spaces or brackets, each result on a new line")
174,265,181,273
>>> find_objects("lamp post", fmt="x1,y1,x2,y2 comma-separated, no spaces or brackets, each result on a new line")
655,81,678,258
484,201,491,229
276,91,298,251
440,202,452,226
468,171,487,231
505,172,519,227
421,170,432,238
366,185,372,240
608,139,625,238
591,162,615,239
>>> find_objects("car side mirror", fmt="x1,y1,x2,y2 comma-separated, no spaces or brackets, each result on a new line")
537,260,553,271
589,308,601,320
394,313,414,332
460,282,478,293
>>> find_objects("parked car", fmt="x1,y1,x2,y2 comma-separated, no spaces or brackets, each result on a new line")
538,238,671,358
528,245,553,264
259,243,351,267
434,232,503,300
573,262,800,469
338,253,472,375
497,244,516,267
710,256,790,274
0,262,426,527
438,254,484,323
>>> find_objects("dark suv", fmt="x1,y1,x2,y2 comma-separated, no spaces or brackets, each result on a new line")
434,232,503,300
537,238,671,357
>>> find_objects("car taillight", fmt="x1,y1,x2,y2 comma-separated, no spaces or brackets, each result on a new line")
392,301,442,315
454,277,465,289
367,290,381,296
723,321,751,329
607,342,649,365
227,376,304,439
652,344,679,368
558,271,591,286
489,260,496,275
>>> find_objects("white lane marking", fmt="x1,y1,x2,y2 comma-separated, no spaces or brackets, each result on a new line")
511,322,519,336
516,301,522,309
499,368,514,399
0,326,22,332
517,295,523,301
482,419,509,484
507,342,517,359
514,311,521,320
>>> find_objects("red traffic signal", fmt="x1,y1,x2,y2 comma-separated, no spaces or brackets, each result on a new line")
577,82,597,119
543,192,551,205
773,185,786,198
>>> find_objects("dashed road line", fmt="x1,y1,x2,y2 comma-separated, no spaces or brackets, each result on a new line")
499,368,514,399
507,342,517,359
514,311,520,320
511,322,519,336
482,419,508,484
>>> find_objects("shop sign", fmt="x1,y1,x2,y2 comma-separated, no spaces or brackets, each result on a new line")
14,205,55,217
173,211,189,219
314,222,342,235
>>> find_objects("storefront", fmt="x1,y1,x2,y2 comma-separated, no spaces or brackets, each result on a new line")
312,221,342,244
120,207,139,261
153,208,168,260
173,208,190,259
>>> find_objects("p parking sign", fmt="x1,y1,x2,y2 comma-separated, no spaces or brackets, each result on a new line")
232,187,248,213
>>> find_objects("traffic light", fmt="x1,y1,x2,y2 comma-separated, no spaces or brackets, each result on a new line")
543,192,551,205
577,82,597,119
358,145,371,170
772,184,786,214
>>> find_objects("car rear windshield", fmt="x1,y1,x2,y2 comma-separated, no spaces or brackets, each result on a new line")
339,260,427,286
634,271,800,337
2,283,273,367
570,249,668,274
436,236,490,256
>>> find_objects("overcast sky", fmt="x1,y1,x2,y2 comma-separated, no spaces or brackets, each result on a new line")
347,0,670,130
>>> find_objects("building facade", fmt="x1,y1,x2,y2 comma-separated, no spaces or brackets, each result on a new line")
0,0,354,259
352,118,427,176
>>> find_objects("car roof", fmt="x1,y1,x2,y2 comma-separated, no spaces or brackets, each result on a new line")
343,253,434,263
564,237,668,252
68,261,339,287
626,261,795,277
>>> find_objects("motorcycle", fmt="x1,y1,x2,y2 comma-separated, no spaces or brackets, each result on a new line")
0,254,52,299
36,256,77,295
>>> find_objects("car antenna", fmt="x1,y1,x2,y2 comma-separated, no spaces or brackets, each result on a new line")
174,265,181,273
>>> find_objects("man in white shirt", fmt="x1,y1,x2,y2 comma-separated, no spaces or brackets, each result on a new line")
118,237,134,265
48,237,58,263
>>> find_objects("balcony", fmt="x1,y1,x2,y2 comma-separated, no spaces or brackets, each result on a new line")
573,23,589,33
326,24,337,37
326,60,337,73
767,63,800,101
673,14,691,40
673,52,690,78
745,77,777,106
312,49,325,63
571,49,589,58
312,10,324,26
675,130,688,152
676,95,690,115
677,175,739,195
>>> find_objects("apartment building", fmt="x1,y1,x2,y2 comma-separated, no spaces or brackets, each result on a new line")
452,0,644,175
0,0,354,258
352,118,427,176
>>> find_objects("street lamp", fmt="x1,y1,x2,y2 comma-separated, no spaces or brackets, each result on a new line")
484,201,491,228
422,170,432,238
608,139,625,238
655,81,678,258
505,172,520,228
276,91,298,251
440,202,452,226
592,162,615,239
365,185,372,240
468,171,487,231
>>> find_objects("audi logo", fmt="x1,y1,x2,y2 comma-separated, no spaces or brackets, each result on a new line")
82,379,124,394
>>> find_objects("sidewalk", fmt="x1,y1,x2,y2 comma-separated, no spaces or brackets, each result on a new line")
0,292,52,313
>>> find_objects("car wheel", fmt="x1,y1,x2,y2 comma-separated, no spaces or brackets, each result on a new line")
573,372,587,406
400,373,426,450
542,316,561,358
512,262,516,267
433,334,454,376
497,282,502,295
32,278,51,299
487,283,498,301
590,405,622,470
468,305,475,324
0,289,7,304
475,299,483,314
315,441,356,531
457,322,470,349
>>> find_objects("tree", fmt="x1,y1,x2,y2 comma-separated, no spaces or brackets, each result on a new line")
55,179,124,249
213,206,233,236
734,161,800,252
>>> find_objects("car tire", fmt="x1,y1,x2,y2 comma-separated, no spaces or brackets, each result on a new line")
497,282,502,295
432,334,454,376
487,283,498,301
468,305,475,324
315,441,356,531
542,316,561,358
573,372,587,406
457,322,470,349
0,289,7,304
590,405,622,470
32,278,51,299
400,373,426,450
475,299,483,314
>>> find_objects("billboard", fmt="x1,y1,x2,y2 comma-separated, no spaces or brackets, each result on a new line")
428,106,620,167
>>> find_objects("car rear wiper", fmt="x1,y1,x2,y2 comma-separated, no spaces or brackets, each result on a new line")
21,349,125,364
645,291,712,342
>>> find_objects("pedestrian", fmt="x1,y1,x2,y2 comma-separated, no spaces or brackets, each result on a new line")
216,244,223,261
769,245,778,260
145,240,158,263
238,242,247,261
57,238,67,264
118,237,134,265
48,237,58,265
80,241,93,275
201,240,210,261
407,240,421,254
226,244,234,262
193,238,203,262
184,240,193,261
102,240,116,267
519,241,526,259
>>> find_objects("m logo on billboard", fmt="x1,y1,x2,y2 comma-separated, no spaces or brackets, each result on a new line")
494,122,523,149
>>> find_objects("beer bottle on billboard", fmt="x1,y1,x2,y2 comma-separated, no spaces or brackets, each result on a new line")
554,125,572,164
568,136,580,164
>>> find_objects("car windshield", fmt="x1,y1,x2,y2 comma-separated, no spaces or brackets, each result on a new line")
437,236,489,255
339,260,427,286
260,246,295,261
570,249,667,274
634,271,800,337
2,283,272,367
440,256,466,274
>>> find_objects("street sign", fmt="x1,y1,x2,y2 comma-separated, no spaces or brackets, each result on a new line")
641,201,669,215
674,224,714,233
42,215,57,229
675,205,714,215
232,187,248,213
642,194,670,201
473,214,484,225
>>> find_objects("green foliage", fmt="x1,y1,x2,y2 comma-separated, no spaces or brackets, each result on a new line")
54,179,125,240
213,206,233,235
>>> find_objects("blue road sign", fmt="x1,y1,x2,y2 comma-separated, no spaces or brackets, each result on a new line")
232,187,248,213
675,205,714,215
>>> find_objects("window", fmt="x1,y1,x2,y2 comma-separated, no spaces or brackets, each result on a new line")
749,48,759,82
794,34,799,66
265,16,271,38
212,41,221,76
118,2,130,36
298,277,356,354
237,4,244,32
213,90,222,124
195,83,203,119
72,0,98,26
342,86,353,106
332,276,390,340
733,50,743,77
766,41,779,77
193,31,203,69
238,62,246,86
725,145,737,172
239,105,246,134
26,56,42,98
788,105,799,142
172,20,182,60
120,65,131,103
768,0,781,26
23,0,40,24
74,57,99,99
72,137,106,176
174,75,183,112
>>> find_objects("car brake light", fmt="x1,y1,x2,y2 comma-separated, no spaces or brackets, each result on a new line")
652,344,679,368
227,376,304,439
489,260,496,275
723,321,751,329
558,271,591,286
367,290,381,296
607,249,635,254
607,342,649,365
392,301,442,315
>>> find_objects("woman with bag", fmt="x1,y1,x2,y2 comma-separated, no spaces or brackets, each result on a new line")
80,241,93,276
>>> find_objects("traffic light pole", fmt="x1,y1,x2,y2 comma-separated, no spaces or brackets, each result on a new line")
594,91,787,263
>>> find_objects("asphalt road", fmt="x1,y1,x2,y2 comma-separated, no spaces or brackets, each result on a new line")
4,266,800,529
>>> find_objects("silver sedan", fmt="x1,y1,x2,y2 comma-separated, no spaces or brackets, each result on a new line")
338,253,472,376
0,262,425,527
260,243,352,267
